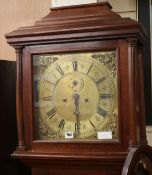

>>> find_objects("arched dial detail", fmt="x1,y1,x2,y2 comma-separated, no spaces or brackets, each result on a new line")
34,52,118,140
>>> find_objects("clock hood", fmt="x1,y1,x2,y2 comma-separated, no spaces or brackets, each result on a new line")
5,2,147,47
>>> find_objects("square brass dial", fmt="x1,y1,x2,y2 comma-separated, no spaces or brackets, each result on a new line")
33,51,118,141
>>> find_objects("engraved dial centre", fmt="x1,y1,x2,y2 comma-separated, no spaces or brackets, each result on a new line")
54,73,99,121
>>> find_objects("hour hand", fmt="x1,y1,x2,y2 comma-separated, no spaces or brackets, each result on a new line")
73,94,80,116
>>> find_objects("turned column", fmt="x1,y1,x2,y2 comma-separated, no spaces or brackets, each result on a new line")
15,46,25,151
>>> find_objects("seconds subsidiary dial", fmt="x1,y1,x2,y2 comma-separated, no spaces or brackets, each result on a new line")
33,51,118,141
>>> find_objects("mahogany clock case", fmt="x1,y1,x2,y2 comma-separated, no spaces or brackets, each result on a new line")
5,2,150,175
13,39,136,174
11,40,145,175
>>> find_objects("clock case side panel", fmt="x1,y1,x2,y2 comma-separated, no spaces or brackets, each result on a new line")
14,39,133,157
127,39,147,146
137,46,147,145
117,38,147,148
22,47,35,150
117,40,130,149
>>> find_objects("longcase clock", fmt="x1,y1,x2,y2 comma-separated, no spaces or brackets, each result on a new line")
5,2,152,175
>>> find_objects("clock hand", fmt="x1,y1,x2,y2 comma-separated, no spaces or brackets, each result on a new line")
72,80,78,89
73,94,80,116
73,94,80,137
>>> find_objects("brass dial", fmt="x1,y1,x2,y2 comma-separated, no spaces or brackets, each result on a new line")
33,51,118,140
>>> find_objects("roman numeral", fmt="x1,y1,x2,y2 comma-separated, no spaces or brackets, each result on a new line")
97,106,107,117
75,123,80,134
72,60,78,71
87,62,93,74
96,77,106,84
42,96,52,101
56,66,64,76
58,119,65,130
89,120,96,129
47,108,56,119
100,94,112,99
